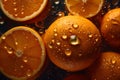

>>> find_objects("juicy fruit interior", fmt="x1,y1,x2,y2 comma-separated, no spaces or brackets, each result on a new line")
0,29,43,79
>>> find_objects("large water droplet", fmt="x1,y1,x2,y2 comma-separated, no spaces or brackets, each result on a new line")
72,24,79,29
70,35,80,46
65,48,72,56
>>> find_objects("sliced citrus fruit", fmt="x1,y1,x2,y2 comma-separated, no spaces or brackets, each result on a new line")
65,0,104,18
0,0,48,22
0,26,46,80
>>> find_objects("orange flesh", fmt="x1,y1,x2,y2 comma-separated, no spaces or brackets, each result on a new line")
0,30,42,78
67,0,102,17
2,0,43,18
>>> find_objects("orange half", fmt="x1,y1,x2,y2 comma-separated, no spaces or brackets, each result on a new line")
0,0,48,21
65,0,104,18
0,26,46,80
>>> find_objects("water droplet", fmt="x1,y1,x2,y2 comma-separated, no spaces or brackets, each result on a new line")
82,0,87,3
68,28,72,33
14,8,17,11
105,25,108,28
48,42,53,49
54,29,57,32
111,59,116,64
7,49,13,54
56,41,61,46
65,48,72,56
23,57,28,63
15,50,23,57
70,35,80,46
118,66,120,69
111,35,115,38
4,46,7,49
26,70,32,77
83,9,85,12
62,34,67,40
13,2,16,5
15,41,18,45
0,20,4,25
78,53,82,57
95,38,99,42
57,11,65,17
21,11,24,14
107,18,110,22
20,65,24,68
54,33,58,37
1,35,6,40
54,0,60,5
72,24,79,29
51,39,55,43
4,0,7,2
88,34,93,38
14,14,18,17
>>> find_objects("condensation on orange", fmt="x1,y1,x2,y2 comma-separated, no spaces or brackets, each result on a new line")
0,26,46,80
0,0,48,22
65,0,104,18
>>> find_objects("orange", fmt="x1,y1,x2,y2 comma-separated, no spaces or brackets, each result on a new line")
87,52,120,80
101,8,120,49
0,0,48,22
44,16,101,71
65,0,104,18
0,26,46,80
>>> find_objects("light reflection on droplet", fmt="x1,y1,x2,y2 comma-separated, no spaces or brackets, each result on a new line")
72,24,79,29
70,35,80,46
26,69,32,77
88,34,93,38
65,48,72,56
1,35,6,40
56,42,61,46
62,34,67,40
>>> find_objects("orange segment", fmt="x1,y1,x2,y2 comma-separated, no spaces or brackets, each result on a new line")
0,26,46,80
0,0,48,21
65,0,104,18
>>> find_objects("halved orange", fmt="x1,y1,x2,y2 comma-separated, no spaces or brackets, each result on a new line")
0,26,46,80
65,0,104,18
0,0,48,22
